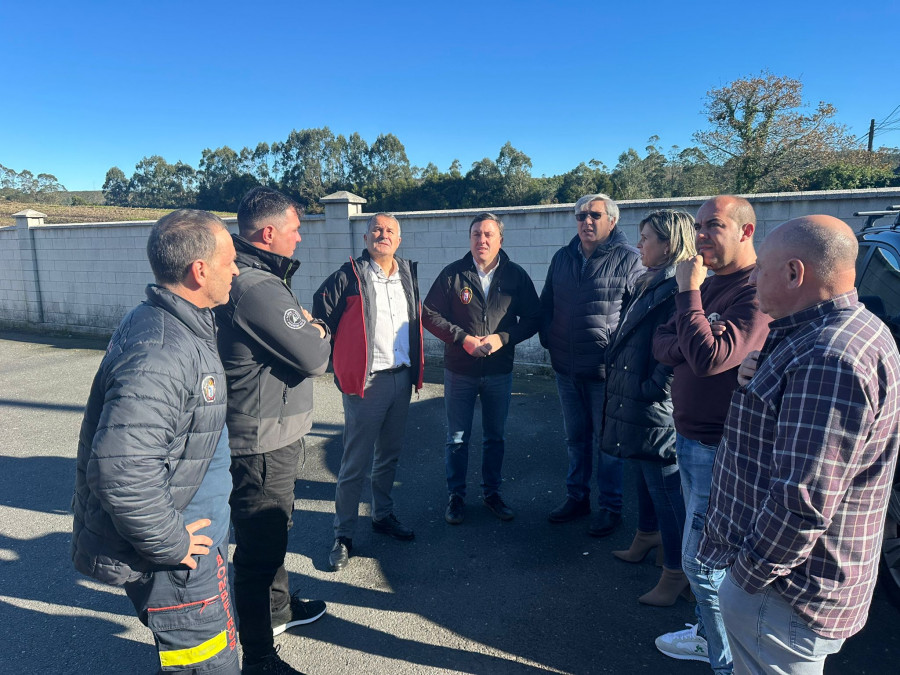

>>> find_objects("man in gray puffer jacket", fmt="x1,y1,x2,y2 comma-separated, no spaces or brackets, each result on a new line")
540,193,644,537
72,210,240,674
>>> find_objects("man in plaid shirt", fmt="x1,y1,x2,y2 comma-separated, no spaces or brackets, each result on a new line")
699,215,900,674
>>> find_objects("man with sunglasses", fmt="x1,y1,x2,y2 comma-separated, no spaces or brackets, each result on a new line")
540,194,644,536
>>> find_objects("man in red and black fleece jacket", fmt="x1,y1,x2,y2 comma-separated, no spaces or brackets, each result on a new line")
313,213,425,573
651,195,770,674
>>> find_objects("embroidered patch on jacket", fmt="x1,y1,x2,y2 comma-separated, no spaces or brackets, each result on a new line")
459,287,473,304
202,376,217,403
284,308,307,330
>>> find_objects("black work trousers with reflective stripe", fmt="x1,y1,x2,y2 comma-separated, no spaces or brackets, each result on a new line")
229,439,302,662
124,535,239,674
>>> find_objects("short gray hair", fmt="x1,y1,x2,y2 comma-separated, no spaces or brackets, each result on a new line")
147,209,227,285
367,212,401,235
575,193,619,225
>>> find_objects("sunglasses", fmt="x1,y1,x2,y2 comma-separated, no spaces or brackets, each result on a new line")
576,211,606,222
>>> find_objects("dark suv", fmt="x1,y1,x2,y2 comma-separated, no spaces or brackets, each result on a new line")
854,204,900,607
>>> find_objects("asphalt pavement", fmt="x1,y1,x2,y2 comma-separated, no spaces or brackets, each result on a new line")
0,331,897,674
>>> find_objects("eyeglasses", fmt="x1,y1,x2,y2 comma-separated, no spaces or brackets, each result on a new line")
576,211,606,222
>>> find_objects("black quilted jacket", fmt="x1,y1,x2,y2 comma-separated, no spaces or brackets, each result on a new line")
539,229,643,380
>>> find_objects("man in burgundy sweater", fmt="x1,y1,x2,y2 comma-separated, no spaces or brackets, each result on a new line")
651,195,771,673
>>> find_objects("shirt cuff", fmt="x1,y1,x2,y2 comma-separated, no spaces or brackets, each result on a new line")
732,546,789,593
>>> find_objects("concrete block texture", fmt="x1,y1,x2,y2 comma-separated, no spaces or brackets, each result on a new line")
3,188,900,332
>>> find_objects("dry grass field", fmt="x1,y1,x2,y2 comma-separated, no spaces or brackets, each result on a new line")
0,201,234,227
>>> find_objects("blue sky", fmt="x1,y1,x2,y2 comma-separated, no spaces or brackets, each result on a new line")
2,1,898,191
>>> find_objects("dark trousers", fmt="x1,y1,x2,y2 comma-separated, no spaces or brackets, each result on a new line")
229,440,302,662
124,535,239,674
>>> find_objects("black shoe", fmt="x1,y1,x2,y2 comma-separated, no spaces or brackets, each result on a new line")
483,493,514,521
548,497,591,523
588,509,622,537
242,646,306,674
272,593,327,636
329,537,352,571
445,494,465,525
372,513,415,541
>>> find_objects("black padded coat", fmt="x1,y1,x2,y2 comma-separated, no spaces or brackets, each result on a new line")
539,229,643,380
601,266,678,462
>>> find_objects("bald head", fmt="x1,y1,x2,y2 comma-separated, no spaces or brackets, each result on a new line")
694,195,757,275
765,215,857,286
712,195,756,229
753,215,858,319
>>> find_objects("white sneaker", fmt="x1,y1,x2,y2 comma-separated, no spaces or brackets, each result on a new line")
654,623,710,663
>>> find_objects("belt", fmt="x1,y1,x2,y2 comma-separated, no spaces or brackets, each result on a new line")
372,364,409,375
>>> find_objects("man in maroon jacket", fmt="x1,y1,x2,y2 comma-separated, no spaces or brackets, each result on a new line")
651,195,770,673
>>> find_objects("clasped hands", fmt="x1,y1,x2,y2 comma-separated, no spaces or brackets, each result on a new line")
462,334,503,358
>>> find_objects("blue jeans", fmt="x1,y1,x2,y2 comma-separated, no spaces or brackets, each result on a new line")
720,572,844,674
444,370,512,498
636,459,685,570
677,433,732,674
554,373,623,512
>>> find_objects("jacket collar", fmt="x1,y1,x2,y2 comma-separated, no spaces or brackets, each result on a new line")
463,248,509,274
354,248,411,275
233,234,300,283
145,284,217,343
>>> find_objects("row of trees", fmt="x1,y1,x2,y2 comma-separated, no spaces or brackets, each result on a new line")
13,71,900,213
0,164,67,202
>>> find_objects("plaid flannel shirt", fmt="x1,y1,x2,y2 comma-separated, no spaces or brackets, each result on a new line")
698,290,900,638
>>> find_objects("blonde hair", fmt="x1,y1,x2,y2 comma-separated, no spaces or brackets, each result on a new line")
638,210,697,266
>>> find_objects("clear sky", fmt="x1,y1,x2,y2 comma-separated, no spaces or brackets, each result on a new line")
2,0,898,191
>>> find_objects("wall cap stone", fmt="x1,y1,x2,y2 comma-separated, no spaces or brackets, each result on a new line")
321,191,367,204
12,209,47,218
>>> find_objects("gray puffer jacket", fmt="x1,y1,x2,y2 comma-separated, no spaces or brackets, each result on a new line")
71,285,227,585
539,229,644,380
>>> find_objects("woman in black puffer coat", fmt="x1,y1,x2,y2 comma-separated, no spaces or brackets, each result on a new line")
601,210,697,606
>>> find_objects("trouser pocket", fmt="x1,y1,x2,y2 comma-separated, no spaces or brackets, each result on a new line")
144,548,238,673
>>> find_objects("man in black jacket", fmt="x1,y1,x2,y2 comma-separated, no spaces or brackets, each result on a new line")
314,213,425,571
541,194,644,536
72,209,240,674
216,188,332,675
423,212,541,525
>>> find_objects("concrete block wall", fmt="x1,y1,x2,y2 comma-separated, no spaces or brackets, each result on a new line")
3,187,899,350
31,222,155,329
0,227,27,323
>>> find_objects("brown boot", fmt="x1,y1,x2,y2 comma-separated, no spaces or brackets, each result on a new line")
612,530,661,563
638,567,690,606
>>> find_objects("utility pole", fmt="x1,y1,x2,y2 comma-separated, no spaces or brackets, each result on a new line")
868,118,875,152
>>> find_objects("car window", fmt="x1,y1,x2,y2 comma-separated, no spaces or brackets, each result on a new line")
856,244,873,281
858,244,900,320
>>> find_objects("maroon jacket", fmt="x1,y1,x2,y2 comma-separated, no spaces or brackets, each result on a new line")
652,265,770,445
